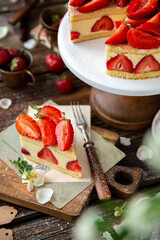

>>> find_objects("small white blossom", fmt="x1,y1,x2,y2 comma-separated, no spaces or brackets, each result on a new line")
22,169,45,192
36,188,53,204
120,137,131,146
136,145,153,161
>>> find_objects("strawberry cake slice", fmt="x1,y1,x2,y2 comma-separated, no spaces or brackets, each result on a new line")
105,0,160,79
15,105,82,178
69,0,129,43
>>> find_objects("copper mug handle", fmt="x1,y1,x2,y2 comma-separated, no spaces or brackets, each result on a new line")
25,70,36,86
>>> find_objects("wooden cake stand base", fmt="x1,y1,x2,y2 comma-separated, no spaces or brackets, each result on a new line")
90,88,160,131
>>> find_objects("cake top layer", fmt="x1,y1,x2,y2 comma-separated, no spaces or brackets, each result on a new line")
69,2,128,21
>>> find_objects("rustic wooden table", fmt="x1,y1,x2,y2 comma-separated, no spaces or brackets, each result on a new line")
0,1,160,239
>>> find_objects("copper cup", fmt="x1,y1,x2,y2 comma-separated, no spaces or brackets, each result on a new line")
38,5,67,48
0,49,35,88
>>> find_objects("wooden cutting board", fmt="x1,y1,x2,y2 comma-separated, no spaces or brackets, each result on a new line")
0,127,118,222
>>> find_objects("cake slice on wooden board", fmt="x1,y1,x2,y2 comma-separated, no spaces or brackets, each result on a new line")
15,105,82,179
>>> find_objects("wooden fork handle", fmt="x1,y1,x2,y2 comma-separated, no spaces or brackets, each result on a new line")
84,142,111,200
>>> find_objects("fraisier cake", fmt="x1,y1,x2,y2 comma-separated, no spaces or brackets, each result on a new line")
105,1,160,79
69,0,129,43
15,105,82,178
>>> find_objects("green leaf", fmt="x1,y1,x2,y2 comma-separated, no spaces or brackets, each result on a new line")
31,105,39,110
26,164,33,173
21,160,28,168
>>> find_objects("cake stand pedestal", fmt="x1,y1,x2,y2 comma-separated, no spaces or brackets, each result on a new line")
90,89,160,130
58,13,160,130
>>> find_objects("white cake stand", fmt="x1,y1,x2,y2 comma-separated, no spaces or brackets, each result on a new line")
58,13,160,130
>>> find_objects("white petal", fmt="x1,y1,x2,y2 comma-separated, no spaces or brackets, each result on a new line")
32,170,45,187
120,137,131,146
27,181,33,192
0,26,8,40
22,179,28,184
136,145,153,161
23,39,37,49
36,188,53,204
0,98,12,109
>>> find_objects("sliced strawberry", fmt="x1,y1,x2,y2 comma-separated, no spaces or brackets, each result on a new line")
126,0,158,20
125,17,149,27
69,0,85,6
39,117,57,147
148,12,160,24
38,147,58,165
115,0,130,7
115,21,123,29
91,16,113,32
107,54,134,73
40,105,62,125
127,28,160,49
105,22,129,45
66,160,81,173
55,120,74,151
137,22,160,36
77,0,109,13
21,148,30,155
15,115,41,140
71,31,80,40
134,55,160,73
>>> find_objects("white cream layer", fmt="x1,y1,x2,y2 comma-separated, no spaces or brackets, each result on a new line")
70,13,126,37
20,136,77,169
106,50,160,68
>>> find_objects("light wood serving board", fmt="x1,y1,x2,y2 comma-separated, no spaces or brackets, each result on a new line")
0,127,118,222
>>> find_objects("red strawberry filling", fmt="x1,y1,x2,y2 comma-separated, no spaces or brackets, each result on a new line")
21,148,30,155
37,147,58,165
91,16,113,32
107,54,134,73
134,55,160,73
66,160,81,173
71,31,80,40
107,54,160,74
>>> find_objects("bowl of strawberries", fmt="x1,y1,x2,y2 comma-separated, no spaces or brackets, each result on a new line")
0,48,35,88
39,4,67,47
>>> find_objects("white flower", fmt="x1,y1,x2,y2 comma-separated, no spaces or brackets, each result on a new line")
22,169,45,192
124,193,160,239
73,208,103,240
136,145,153,161
143,131,160,171
120,137,131,146
36,188,53,204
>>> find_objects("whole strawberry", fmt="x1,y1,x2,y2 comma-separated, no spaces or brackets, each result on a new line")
10,57,26,72
56,73,72,93
8,49,20,59
45,53,64,73
0,48,11,66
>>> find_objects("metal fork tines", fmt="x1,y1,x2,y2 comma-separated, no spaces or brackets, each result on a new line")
71,101,89,143
71,101,111,200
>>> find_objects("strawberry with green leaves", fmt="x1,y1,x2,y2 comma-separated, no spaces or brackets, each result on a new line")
31,105,63,125
10,57,26,72
56,73,73,94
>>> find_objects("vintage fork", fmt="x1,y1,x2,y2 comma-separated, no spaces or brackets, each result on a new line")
71,101,111,200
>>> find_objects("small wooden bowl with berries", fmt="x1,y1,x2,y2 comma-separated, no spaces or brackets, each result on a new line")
39,4,67,47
